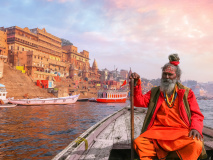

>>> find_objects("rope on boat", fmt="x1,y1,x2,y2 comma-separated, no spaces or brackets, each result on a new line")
75,137,88,150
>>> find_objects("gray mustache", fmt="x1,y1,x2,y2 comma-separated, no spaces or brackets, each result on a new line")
162,79,173,83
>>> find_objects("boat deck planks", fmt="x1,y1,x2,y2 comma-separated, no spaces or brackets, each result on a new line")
53,108,213,160
112,113,129,145
79,139,113,160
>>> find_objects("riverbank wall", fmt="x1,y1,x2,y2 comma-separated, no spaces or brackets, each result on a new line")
0,63,98,99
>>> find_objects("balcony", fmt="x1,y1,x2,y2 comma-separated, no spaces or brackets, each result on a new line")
34,70,56,76
48,59,66,67
0,55,8,59
15,34,39,45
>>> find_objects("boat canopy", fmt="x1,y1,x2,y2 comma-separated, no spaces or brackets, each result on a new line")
0,84,5,88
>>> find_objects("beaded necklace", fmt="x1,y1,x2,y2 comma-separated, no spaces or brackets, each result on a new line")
164,85,178,108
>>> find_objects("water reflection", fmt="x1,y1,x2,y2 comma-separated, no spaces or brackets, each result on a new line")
1,100,211,160
0,101,129,159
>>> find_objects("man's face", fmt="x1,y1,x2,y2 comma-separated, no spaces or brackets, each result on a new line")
160,66,177,93
162,66,177,80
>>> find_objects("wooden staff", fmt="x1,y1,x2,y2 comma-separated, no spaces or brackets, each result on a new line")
130,78,134,160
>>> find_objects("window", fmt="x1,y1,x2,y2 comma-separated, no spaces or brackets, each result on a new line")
22,48,24,51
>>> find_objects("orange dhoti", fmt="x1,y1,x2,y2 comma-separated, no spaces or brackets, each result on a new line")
134,93,203,160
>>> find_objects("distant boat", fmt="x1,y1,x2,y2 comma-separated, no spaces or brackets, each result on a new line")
0,83,13,104
96,90,127,103
77,98,89,102
88,97,97,102
0,104,17,108
8,94,80,106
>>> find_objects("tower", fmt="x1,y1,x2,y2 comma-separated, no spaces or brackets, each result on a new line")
69,63,78,80
82,64,89,80
92,59,98,74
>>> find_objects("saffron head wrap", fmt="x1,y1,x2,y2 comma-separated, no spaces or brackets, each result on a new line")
169,54,180,66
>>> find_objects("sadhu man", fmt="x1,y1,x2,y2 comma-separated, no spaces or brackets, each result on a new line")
130,54,207,160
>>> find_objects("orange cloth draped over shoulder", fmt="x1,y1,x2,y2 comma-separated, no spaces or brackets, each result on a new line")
134,87,202,160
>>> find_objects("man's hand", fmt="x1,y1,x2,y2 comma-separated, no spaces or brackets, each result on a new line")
129,72,140,80
189,129,203,141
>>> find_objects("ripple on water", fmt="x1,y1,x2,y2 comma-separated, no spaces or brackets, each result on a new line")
2,100,213,159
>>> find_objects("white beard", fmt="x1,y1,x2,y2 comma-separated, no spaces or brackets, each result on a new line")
160,78,177,95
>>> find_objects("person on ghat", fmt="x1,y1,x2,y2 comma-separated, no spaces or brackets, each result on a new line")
129,54,207,160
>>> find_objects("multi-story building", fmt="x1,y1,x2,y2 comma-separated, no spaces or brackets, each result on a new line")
0,29,8,78
62,45,89,70
0,26,98,82
0,29,8,61
100,68,109,82
120,69,128,79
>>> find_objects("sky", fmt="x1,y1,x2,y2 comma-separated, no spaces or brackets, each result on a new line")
1,0,213,83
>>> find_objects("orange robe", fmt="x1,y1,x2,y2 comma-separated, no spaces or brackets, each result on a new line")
134,89,203,160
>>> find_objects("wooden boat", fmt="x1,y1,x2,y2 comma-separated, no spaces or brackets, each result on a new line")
88,97,97,102
77,98,89,102
0,104,17,108
0,83,13,104
96,90,128,103
52,107,213,160
8,94,80,106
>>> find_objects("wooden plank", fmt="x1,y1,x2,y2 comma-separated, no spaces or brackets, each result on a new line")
204,141,213,149
124,111,131,144
134,111,146,138
112,110,145,149
112,114,129,145
79,139,114,160
96,120,116,140
124,110,145,145
203,126,213,138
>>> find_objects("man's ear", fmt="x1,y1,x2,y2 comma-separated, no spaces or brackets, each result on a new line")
176,76,180,81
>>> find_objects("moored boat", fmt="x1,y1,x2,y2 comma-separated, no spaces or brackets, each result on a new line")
96,90,128,103
8,94,80,106
0,83,12,104
52,107,213,160
88,97,97,102
77,98,88,102
0,104,17,108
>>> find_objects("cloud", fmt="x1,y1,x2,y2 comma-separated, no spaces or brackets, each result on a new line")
1,0,213,82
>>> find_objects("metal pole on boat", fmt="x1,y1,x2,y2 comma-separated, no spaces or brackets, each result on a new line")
130,78,134,160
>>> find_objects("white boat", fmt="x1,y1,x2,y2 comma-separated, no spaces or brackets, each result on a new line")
0,84,12,104
8,94,80,106
0,104,17,108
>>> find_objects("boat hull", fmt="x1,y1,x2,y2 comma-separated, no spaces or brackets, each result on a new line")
96,98,126,103
8,94,80,106
0,104,17,108
88,98,97,102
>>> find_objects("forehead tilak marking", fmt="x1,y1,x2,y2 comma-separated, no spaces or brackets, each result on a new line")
163,66,175,73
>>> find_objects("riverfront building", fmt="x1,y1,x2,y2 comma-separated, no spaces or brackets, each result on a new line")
0,30,8,59
0,26,99,82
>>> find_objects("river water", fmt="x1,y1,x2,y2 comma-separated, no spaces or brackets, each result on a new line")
0,100,212,160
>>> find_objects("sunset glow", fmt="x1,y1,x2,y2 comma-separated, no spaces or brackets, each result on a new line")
1,0,213,82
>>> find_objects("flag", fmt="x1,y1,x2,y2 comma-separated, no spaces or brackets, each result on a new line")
121,80,127,87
